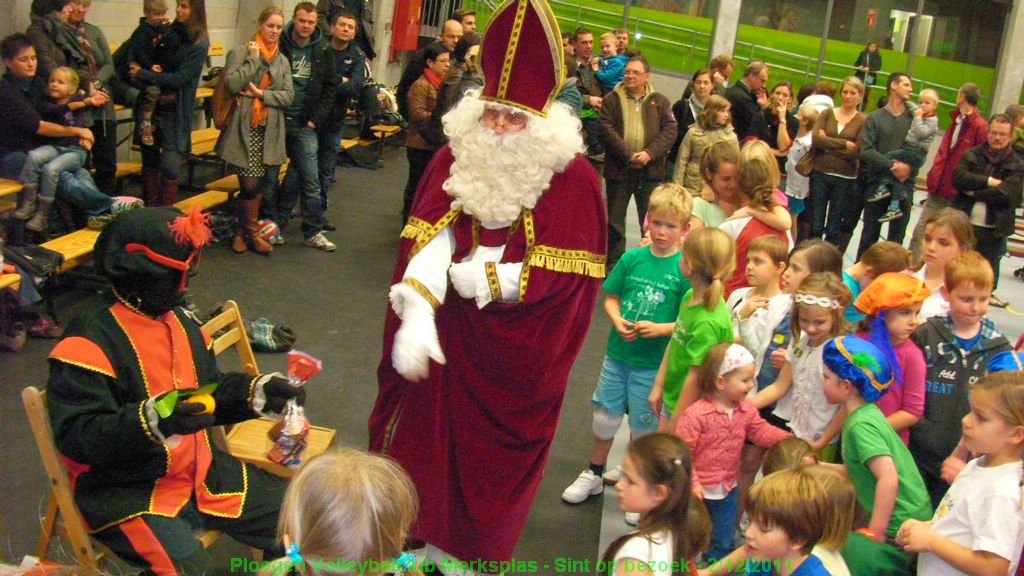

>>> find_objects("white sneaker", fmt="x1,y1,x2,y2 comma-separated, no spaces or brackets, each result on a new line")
602,464,622,485
624,512,640,526
561,469,603,503
303,232,335,252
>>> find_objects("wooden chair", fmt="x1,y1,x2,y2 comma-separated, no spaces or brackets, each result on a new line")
22,387,222,569
202,300,336,476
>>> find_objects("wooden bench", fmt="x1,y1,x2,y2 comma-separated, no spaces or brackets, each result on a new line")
365,124,402,166
0,178,22,214
0,228,103,292
89,162,142,195
0,178,23,198
203,163,289,195
173,190,231,213
186,128,224,188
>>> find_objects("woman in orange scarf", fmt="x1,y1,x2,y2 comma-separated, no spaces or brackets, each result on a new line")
216,6,293,254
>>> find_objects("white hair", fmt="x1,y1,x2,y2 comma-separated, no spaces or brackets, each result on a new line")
440,91,584,226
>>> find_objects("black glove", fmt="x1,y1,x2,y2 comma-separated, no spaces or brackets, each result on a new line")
157,396,216,437
264,376,306,413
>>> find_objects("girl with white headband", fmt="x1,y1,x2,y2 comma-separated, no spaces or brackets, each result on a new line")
754,272,852,462
677,342,791,563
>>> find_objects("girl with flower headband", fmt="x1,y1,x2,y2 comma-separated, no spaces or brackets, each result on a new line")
274,448,420,576
676,342,791,563
819,336,932,576
600,433,707,576
753,272,851,461
897,371,1024,576
853,272,930,446
650,227,736,426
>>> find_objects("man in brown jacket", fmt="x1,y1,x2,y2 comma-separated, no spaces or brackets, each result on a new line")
599,55,678,267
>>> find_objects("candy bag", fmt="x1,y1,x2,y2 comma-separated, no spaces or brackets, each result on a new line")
267,350,321,467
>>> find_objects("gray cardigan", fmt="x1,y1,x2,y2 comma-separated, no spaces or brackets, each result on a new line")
215,45,293,168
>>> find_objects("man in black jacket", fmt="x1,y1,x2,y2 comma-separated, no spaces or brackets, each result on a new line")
275,2,336,251
951,113,1024,305
725,60,770,142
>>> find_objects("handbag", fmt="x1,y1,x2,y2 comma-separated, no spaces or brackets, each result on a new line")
795,148,816,177
210,67,238,130
2,244,64,281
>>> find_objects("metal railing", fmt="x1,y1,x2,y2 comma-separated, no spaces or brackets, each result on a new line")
547,0,993,113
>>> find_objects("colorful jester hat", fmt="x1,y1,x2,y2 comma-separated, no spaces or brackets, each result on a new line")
823,335,895,403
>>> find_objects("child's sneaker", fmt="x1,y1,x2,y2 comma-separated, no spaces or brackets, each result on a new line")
602,464,622,485
878,208,903,223
140,121,155,146
561,469,604,503
867,182,891,203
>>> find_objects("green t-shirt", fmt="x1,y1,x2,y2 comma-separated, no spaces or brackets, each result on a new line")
663,289,732,414
603,247,690,368
842,403,933,536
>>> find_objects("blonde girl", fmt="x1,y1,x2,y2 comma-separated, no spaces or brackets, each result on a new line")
914,208,975,320
753,272,851,460
600,433,706,576
852,273,930,445
720,140,792,295
276,448,419,576
898,372,1024,576
677,343,790,563
650,227,735,427
673,95,738,195
786,104,821,239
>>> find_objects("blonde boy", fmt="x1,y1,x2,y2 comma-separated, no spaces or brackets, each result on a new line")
562,185,693,526
590,31,628,93
843,240,911,324
909,251,1012,507
727,235,790,384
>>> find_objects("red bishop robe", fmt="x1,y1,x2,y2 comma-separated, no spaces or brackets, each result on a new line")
368,146,606,564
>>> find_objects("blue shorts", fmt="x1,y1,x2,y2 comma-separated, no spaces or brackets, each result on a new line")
591,356,659,434
787,196,806,215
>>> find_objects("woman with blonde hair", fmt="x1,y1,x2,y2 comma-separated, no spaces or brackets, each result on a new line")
216,5,293,254
673,94,738,195
807,76,865,252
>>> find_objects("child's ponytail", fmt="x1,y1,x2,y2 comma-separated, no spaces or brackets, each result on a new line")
682,228,736,310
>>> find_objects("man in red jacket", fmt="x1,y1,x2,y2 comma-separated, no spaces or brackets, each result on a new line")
909,83,988,261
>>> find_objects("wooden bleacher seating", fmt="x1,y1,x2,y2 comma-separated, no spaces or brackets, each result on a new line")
22,386,224,568
201,300,336,477
203,163,289,196
0,177,23,199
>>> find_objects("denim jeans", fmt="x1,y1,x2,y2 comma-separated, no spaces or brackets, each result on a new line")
277,118,326,238
21,145,88,199
808,171,860,246
858,177,911,260
704,488,739,564
316,126,344,211
58,167,114,217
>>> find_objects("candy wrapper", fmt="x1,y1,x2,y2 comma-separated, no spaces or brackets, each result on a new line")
268,350,321,467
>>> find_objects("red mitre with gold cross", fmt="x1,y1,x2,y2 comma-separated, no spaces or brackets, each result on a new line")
479,0,564,117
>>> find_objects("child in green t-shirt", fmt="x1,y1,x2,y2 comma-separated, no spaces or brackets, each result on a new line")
649,226,736,431
561,185,693,526
819,335,933,576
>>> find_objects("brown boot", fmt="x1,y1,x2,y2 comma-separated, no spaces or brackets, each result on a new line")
142,167,161,207
232,197,248,253
158,177,179,207
238,196,273,255
25,197,55,232
11,183,37,220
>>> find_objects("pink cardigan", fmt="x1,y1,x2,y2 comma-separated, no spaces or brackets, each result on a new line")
677,397,791,490
857,334,926,445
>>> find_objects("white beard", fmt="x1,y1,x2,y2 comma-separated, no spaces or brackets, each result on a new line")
441,91,584,227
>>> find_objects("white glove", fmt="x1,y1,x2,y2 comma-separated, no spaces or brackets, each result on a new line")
390,283,446,381
449,261,482,298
